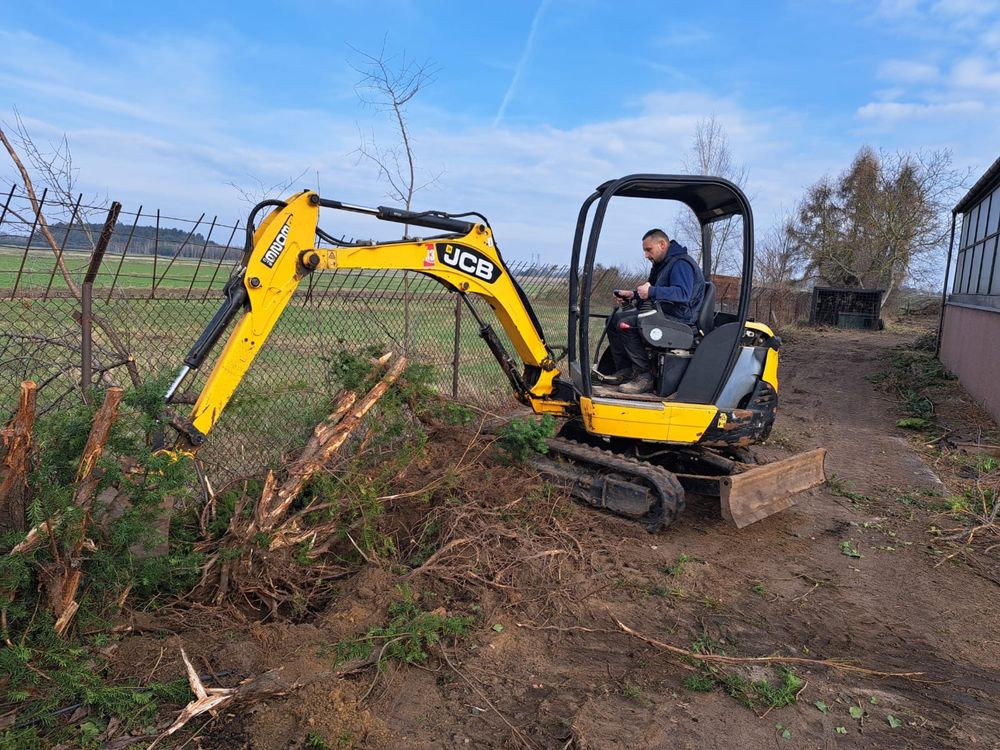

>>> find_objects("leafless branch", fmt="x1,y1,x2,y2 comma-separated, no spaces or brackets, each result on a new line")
0,122,81,297
348,37,441,212
679,115,749,277
228,168,310,207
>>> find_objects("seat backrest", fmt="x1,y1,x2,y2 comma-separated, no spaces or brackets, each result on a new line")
697,281,716,335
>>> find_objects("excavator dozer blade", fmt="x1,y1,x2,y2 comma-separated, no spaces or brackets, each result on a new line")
720,448,827,528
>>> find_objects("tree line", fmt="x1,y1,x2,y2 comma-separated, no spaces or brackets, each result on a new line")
0,221,242,261
755,147,967,300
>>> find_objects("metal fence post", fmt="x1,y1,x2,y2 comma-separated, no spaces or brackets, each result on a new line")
452,293,462,398
81,202,122,398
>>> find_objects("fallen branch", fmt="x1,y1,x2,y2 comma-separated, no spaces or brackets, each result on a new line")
199,353,409,612
254,354,407,533
608,610,926,679
147,648,235,749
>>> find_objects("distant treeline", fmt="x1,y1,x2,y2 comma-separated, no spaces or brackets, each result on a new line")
0,221,243,261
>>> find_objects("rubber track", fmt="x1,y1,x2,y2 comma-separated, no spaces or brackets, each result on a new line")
538,437,687,531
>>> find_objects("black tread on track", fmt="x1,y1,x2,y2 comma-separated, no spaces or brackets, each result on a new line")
532,437,686,532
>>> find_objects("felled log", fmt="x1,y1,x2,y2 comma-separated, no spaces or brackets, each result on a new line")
0,381,37,533
51,387,123,636
204,354,408,610
254,354,408,533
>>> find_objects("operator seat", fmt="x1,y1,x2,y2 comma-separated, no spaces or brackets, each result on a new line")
695,281,716,337
637,280,716,397
636,280,716,350
592,281,717,394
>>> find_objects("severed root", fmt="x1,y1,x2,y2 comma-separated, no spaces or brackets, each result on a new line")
609,609,927,680
148,648,235,748
150,646,381,747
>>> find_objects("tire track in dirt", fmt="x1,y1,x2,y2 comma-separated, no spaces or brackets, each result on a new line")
778,329,943,494
768,328,1000,749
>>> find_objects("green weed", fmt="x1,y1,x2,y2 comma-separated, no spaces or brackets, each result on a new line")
621,680,644,702
303,731,331,749
826,475,871,503
332,587,472,667
683,663,803,712
430,400,476,426
496,415,556,463
665,553,691,576
871,346,954,428
839,539,863,558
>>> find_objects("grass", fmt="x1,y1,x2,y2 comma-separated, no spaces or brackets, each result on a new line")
0,246,230,291
826,475,872,504
1,277,571,480
684,664,804,713
664,553,691,576
868,344,955,429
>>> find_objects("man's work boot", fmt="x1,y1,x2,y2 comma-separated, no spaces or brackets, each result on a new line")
594,366,634,385
618,372,654,394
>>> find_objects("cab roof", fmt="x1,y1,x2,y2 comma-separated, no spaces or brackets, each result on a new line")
596,174,746,224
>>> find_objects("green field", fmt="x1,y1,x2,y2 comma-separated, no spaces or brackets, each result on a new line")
1,238,625,480
0,246,516,296
0,246,235,291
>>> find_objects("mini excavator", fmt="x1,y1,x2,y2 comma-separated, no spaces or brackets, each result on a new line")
163,175,826,530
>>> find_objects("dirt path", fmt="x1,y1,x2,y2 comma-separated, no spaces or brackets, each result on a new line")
136,327,999,750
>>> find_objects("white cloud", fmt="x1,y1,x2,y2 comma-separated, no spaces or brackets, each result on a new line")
857,99,984,121
878,59,940,84
951,56,1000,91
3,8,985,272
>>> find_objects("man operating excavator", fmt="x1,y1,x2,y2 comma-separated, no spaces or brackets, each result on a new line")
604,228,705,394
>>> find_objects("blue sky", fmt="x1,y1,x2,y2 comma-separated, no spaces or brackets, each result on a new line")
1,0,997,268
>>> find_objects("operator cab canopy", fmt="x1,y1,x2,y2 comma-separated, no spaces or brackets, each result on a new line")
594,176,746,225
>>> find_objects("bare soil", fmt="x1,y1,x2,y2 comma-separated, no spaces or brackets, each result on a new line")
112,325,1000,749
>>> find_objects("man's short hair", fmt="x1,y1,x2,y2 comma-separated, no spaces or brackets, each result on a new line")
642,228,669,243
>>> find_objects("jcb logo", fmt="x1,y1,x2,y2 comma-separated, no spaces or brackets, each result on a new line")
437,243,500,283
261,218,292,268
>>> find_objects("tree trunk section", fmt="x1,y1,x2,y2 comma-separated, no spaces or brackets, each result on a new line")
0,381,37,533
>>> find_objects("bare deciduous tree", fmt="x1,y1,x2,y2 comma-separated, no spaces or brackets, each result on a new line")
755,212,808,288
788,146,967,303
350,38,440,218
679,116,749,277
0,121,82,296
1,116,141,390
7,109,107,250
350,38,440,354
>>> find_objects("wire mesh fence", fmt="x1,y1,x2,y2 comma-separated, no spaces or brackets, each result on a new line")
1,186,811,479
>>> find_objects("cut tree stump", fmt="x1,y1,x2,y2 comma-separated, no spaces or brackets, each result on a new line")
51,387,123,636
0,381,37,533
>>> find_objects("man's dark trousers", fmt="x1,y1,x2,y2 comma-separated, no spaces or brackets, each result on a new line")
606,305,652,375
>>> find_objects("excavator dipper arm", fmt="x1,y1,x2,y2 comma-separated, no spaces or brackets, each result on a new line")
164,191,573,450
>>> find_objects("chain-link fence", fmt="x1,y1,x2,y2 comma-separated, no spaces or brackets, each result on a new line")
1,186,810,478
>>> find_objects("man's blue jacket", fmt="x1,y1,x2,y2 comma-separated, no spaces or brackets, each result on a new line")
646,240,705,324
